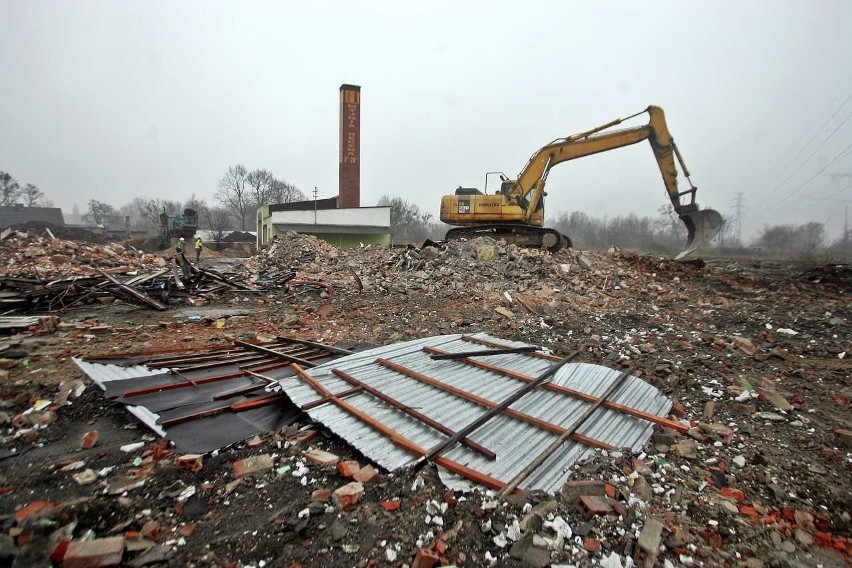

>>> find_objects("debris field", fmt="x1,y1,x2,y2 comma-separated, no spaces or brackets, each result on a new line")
0,230,849,568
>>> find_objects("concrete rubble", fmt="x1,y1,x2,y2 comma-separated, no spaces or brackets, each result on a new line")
0,229,848,566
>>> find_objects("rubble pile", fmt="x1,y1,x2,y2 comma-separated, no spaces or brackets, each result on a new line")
0,231,165,278
0,231,271,313
0,229,848,567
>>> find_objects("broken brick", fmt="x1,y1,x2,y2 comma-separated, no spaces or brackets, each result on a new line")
63,536,124,568
332,481,364,510
305,448,340,467
380,499,401,511
310,489,333,502
578,495,614,518
353,464,378,483
411,547,441,568
294,429,318,446
140,520,159,541
14,500,62,523
176,454,203,473
337,460,360,478
583,537,601,552
232,454,273,478
80,430,98,450
560,479,607,503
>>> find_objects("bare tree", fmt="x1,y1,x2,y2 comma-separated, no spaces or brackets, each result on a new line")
270,178,306,203
377,195,441,243
22,184,44,207
120,198,182,234
82,199,119,226
246,169,275,207
0,172,20,206
216,164,250,230
207,206,233,249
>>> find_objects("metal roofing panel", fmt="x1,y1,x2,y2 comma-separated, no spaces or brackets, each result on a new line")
73,339,359,453
278,333,673,494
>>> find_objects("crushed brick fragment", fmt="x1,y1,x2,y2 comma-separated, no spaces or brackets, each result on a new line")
332,481,364,510
305,448,340,467
63,536,124,568
337,460,360,478
232,454,273,478
353,464,378,483
176,454,203,473
578,495,613,517
80,430,98,449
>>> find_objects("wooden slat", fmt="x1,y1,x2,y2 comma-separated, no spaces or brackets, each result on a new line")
423,345,688,434
461,334,562,361
96,268,167,311
289,364,508,491
331,368,496,460
376,358,613,451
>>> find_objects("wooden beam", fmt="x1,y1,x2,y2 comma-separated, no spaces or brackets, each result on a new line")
497,368,632,497
331,367,496,460
428,346,538,360
95,268,168,311
289,364,508,491
233,340,318,368
376,356,612,454
461,335,562,361
423,345,688,434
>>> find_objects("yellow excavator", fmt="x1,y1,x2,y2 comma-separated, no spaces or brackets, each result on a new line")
439,105,724,256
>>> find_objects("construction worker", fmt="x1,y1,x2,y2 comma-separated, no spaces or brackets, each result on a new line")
175,237,186,255
194,236,203,262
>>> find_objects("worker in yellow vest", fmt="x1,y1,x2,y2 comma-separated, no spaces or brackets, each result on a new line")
194,236,203,262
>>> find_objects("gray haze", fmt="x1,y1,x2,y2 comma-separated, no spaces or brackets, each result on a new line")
2,1,851,241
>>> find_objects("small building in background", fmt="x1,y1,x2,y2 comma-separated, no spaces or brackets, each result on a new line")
257,84,391,249
0,205,65,229
257,197,390,249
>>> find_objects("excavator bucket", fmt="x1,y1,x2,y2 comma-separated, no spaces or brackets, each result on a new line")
676,209,725,260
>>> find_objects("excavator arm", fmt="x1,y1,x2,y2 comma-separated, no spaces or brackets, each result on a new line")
510,106,723,250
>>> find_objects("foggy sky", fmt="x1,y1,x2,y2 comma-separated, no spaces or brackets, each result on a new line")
2,1,851,241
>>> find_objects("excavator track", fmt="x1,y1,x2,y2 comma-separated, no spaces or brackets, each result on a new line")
445,225,572,252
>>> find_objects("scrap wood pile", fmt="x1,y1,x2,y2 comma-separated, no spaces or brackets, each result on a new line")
0,230,292,313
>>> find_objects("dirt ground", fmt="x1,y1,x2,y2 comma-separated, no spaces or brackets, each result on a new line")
0,241,849,568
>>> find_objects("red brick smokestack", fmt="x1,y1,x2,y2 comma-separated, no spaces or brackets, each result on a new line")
339,84,361,208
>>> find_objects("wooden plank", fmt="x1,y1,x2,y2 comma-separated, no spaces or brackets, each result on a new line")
289,364,508,491
95,268,167,311
376,357,612,452
428,346,538,360
423,345,688,434
461,335,562,361
331,367,497,460
233,340,317,368
230,393,286,412
497,368,632,497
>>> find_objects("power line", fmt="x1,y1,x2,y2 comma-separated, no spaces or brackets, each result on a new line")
754,78,852,201
758,106,852,205
764,141,852,212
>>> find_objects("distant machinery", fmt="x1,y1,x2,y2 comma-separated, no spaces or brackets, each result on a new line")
159,208,199,249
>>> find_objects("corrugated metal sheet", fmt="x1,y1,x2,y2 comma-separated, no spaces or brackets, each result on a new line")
279,333,672,494
73,339,364,452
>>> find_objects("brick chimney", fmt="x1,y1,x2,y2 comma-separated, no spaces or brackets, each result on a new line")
338,84,361,208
